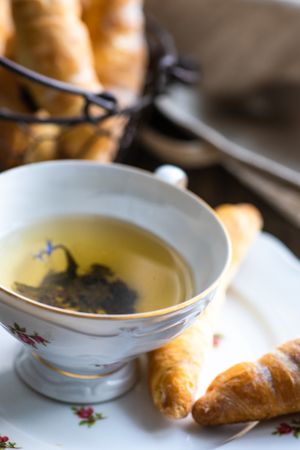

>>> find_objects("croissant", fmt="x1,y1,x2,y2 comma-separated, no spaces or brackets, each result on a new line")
12,0,121,162
57,114,126,162
192,338,300,425
23,111,60,163
82,0,147,102
82,0,147,159
0,69,59,168
148,204,263,419
0,68,30,168
0,1,13,56
216,203,263,282
12,0,101,115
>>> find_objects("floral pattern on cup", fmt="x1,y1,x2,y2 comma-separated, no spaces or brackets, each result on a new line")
33,240,57,261
72,406,105,427
272,417,300,438
9,323,49,349
0,434,20,449
213,333,223,348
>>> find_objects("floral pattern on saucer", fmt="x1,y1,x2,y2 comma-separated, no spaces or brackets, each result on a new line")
0,434,20,448
213,333,224,348
72,406,105,427
9,323,49,349
272,417,300,438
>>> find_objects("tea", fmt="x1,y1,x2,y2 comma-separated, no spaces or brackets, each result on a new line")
0,215,194,314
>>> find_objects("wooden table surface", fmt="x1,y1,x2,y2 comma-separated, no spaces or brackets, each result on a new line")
124,145,300,258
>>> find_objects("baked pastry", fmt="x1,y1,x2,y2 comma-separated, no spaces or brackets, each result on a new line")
0,68,30,168
1,0,147,164
82,0,147,103
12,0,122,161
12,0,102,115
148,204,263,419
192,338,300,425
0,4,60,168
0,68,59,168
57,115,126,162
0,1,13,56
216,204,263,282
23,111,60,163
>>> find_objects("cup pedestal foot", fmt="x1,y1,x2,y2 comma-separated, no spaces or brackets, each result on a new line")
15,349,138,404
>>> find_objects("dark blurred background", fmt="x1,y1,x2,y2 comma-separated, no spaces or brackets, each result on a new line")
138,0,300,256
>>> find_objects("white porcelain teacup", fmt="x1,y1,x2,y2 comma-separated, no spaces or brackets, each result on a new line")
0,161,230,403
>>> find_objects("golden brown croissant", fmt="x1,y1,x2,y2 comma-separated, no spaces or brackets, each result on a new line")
23,111,60,163
12,0,122,162
0,68,59,168
0,68,30,168
82,0,147,102
216,204,263,282
148,204,263,419
192,338,300,425
0,1,13,56
57,114,126,162
12,0,101,115
81,0,147,158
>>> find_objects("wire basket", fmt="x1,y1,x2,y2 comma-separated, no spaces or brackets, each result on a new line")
0,17,198,167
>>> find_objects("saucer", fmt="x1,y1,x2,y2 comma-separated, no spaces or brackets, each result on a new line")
0,232,299,450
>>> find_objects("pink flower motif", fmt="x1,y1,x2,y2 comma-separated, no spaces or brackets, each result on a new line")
213,333,223,348
32,335,47,344
77,407,94,419
9,323,49,348
18,333,36,346
277,423,293,435
272,418,300,438
72,406,105,427
0,435,19,448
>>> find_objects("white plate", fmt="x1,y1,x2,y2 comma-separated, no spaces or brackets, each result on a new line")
0,232,299,450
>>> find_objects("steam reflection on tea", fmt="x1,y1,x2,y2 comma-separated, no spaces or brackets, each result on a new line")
0,215,194,314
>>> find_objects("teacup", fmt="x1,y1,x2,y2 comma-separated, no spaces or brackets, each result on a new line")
0,161,230,403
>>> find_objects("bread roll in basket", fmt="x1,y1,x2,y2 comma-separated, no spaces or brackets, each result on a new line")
0,0,195,169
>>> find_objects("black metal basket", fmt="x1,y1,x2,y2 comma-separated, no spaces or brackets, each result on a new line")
0,17,198,165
